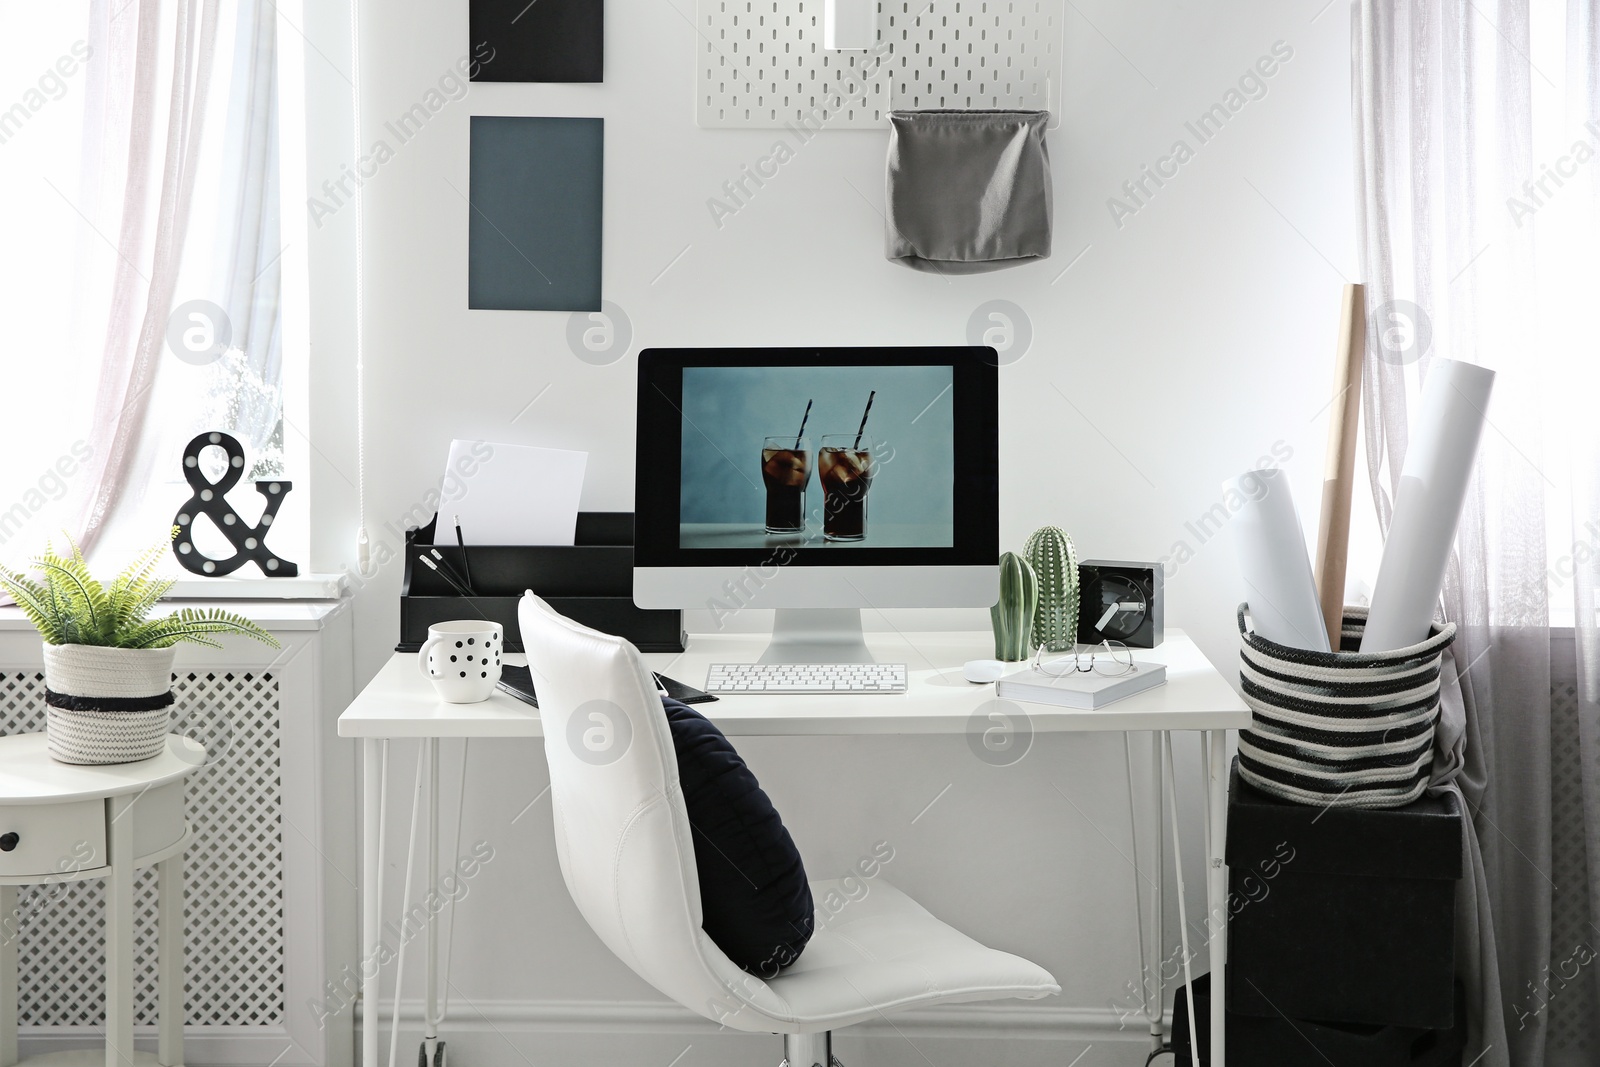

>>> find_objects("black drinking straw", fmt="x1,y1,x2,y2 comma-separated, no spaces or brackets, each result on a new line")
795,399,813,449
853,390,876,449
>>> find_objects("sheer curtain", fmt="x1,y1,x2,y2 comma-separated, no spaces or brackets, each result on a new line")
75,0,221,556
70,0,284,563
1354,2,1600,1065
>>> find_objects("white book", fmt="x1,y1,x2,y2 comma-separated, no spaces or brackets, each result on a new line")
995,661,1167,709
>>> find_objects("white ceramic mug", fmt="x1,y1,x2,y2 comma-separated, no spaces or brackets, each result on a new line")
418,620,505,703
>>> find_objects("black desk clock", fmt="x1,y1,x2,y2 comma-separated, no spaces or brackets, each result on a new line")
1078,560,1163,648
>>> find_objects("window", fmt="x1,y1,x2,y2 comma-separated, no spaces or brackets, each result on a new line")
1529,0,1595,628
0,1,307,571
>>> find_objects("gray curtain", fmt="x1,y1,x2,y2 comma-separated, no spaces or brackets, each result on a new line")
1354,2,1600,1065
1561,9,1600,1065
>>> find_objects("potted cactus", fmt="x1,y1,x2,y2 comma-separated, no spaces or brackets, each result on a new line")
991,551,1039,661
1025,526,1081,653
0,534,279,765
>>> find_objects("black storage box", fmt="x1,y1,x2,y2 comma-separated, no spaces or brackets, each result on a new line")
1173,972,1466,1067
398,513,686,653
1226,760,1462,1029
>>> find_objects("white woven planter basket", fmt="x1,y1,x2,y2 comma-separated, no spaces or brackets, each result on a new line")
42,644,177,765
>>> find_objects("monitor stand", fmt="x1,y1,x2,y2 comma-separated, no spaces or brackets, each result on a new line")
756,608,876,665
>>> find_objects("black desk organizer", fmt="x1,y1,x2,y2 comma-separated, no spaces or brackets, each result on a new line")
397,512,686,654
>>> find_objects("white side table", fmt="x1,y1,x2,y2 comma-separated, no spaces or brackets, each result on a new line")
0,734,206,1067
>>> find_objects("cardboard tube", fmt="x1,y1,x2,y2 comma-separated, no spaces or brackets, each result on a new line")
1360,359,1496,653
1313,284,1366,650
1227,469,1332,652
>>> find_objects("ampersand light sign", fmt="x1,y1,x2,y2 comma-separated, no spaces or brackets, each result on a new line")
172,431,299,577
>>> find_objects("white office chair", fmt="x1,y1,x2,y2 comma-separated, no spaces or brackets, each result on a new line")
518,592,1059,1066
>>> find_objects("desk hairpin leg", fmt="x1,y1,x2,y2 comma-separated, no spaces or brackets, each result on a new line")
393,739,462,1067
362,739,389,1067
1163,734,1201,1067
422,739,444,1067
1121,734,1161,1055
388,746,428,1067
432,741,468,1040
1206,729,1229,1067
1152,732,1165,1051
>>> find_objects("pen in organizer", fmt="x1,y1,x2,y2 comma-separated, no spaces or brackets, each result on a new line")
419,551,475,598
452,514,477,595
428,547,475,595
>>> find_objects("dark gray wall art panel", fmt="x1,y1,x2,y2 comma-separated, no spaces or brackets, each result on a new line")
468,116,603,312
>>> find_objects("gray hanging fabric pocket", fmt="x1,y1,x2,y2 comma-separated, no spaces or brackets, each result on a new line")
884,110,1053,274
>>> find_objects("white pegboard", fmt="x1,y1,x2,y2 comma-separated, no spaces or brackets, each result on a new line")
697,0,1065,129
4,669,285,1028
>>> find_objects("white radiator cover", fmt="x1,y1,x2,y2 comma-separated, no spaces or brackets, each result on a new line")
0,598,355,1067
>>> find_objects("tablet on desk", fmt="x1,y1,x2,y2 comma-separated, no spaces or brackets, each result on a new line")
496,665,718,707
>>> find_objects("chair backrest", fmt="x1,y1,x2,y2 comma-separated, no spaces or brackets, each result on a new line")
518,593,788,1028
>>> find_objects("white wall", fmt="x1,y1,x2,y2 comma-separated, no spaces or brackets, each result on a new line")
305,1,1357,1063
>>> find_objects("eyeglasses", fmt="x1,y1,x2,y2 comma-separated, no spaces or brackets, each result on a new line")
1031,640,1137,678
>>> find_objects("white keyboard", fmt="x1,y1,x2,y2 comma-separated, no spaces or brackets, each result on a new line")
705,663,908,694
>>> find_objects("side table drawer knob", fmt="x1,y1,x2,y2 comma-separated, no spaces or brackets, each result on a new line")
0,832,17,851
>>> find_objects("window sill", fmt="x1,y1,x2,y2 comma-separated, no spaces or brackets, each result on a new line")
0,573,350,634
159,572,349,600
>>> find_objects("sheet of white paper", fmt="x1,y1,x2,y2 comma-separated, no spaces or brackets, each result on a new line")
440,439,588,545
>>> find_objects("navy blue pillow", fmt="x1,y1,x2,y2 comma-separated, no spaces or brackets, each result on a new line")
661,697,814,977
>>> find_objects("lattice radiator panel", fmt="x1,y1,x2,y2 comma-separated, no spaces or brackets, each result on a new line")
1547,668,1595,1056
697,0,1065,128
2,670,284,1027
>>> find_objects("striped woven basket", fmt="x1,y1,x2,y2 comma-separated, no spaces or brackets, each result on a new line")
42,644,176,765
1236,604,1455,810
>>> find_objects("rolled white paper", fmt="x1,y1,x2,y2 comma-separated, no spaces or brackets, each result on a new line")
1226,468,1332,652
1360,359,1495,652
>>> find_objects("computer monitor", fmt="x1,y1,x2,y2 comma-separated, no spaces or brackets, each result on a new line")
634,347,999,663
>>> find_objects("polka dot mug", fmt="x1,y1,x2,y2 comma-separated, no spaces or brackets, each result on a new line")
418,620,504,703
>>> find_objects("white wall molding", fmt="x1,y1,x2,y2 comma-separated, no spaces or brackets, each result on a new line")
358,997,1165,1043
18,1026,320,1066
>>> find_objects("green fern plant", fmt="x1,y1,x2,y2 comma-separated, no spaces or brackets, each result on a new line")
0,532,280,650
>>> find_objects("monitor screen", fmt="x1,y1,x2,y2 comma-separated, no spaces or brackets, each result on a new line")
635,348,997,569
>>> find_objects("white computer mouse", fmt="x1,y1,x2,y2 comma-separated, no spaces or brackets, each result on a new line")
962,659,1008,684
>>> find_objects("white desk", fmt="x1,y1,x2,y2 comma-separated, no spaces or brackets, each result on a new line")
340,630,1248,1066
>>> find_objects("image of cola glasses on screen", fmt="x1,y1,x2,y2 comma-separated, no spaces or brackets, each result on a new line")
819,391,877,543
760,392,881,542
762,399,813,534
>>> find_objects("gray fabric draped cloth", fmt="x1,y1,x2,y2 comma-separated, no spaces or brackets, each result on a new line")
884,110,1052,274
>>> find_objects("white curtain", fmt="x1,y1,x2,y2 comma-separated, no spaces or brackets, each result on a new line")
74,0,221,556
1354,2,1600,1065
71,0,283,560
